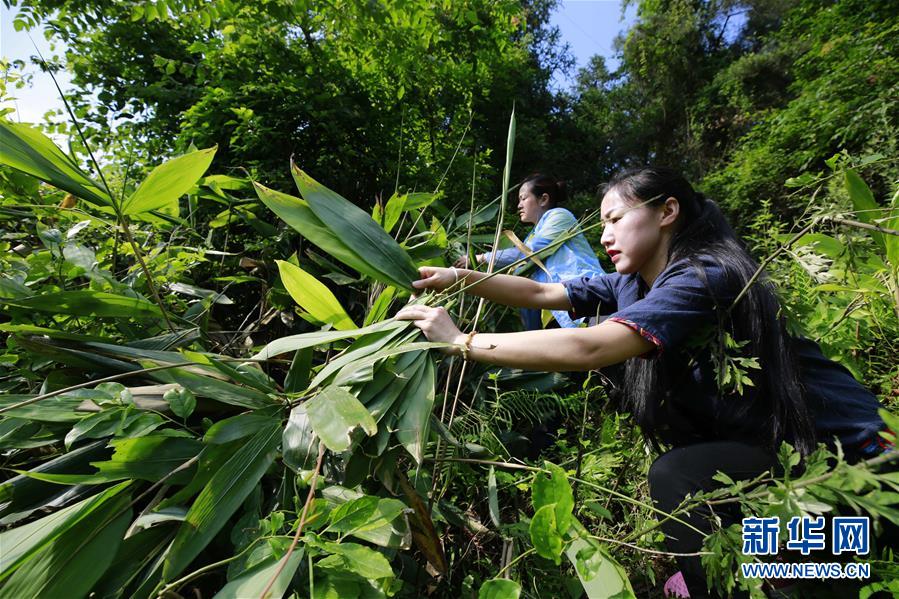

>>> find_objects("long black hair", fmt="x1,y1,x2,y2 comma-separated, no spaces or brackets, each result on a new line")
604,167,816,455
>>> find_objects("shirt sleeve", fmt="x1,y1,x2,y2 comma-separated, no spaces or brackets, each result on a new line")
607,258,733,357
486,247,525,268
562,274,620,319
486,210,577,268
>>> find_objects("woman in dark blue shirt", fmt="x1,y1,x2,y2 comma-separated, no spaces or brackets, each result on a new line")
397,167,887,598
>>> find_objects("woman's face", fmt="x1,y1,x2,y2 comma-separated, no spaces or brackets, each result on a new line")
517,183,549,224
599,188,668,276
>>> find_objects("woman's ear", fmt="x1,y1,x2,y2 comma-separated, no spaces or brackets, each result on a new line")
539,193,551,207
660,196,680,227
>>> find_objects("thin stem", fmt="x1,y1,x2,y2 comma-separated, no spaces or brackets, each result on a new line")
494,547,535,579
31,37,176,333
587,535,711,558
259,442,325,599
0,356,285,415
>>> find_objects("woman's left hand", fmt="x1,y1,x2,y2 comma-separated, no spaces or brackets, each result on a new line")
395,305,465,351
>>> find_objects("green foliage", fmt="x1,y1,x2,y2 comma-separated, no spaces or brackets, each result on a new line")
2,1,899,596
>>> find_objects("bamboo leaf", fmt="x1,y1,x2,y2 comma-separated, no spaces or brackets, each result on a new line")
844,169,885,251
252,319,405,360
382,192,406,233
276,260,356,330
163,421,281,581
305,385,377,452
212,548,304,599
0,482,132,598
254,182,387,282
0,290,164,319
0,119,112,207
290,163,419,289
122,146,216,215
395,355,435,463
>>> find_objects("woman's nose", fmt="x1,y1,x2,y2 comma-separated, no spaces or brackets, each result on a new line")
600,227,613,246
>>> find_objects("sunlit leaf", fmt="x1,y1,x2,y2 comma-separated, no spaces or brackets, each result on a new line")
290,163,419,289
479,579,521,599
122,146,216,215
305,385,376,452
163,421,281,581
0,119,112,207
276,260,356,330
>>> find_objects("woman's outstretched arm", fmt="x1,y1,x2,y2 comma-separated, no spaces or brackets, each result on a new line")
413,266,570,310
395,305,653,371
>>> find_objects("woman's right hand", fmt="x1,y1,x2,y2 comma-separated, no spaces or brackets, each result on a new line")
411,266,458,291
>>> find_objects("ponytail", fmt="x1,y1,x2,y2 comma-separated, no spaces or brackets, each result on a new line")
521,173,567,207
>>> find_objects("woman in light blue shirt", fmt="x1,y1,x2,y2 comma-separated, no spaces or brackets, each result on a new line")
457,174,605,329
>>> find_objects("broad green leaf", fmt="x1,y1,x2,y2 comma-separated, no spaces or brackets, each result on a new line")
94,436,200,482
404,191,440,210
163,422,281,580
91,524,174,599
322,487,410,548
282,404,320,472
0,394,84,422
251,319,406,360
316,541,394,580
204,411,279,445
332,341,446,387
148,362,273,409
0,482,132,598
532,462,574,534
529,504,563,563
309,323,413,388
844,169,885,251
64,408,163,449
213,548,304,599
0,290,163,319
164,386,196,419
565,534,635,599
284,346,313,393
0,119,112,207
277,260,356,330
362,350,423,421
254,182,387,283
382,192,406,233
479,579,522,599
18,436,200,485
395,355,435,463
122,146,216,215
305,385,377,452
291,164,419,289
0,495,87,577
790,233,844,258
327,496,379,533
